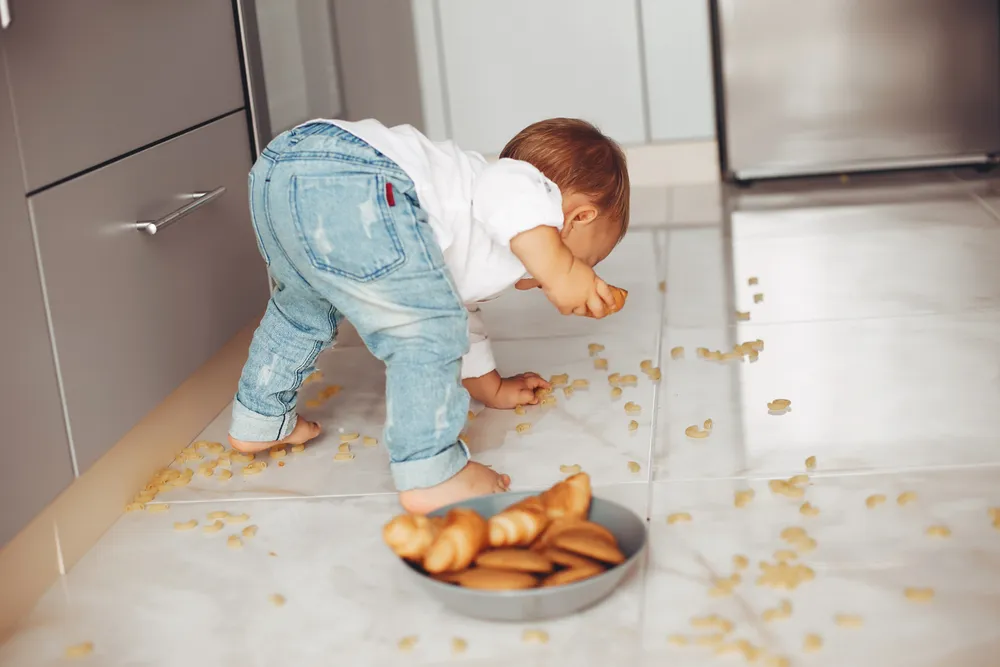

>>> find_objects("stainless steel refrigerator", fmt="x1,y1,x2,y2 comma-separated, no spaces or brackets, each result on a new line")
712,0,1000,182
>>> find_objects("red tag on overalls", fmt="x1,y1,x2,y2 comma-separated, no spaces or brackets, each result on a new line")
386,182,395,206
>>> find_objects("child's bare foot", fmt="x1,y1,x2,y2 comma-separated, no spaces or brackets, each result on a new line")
228,417,322,453
399,462,511,514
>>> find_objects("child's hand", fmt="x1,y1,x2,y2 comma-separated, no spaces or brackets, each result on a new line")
490,373,551,409
543,259,618,318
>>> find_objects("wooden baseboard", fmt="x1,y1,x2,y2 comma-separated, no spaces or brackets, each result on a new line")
0,323,254,643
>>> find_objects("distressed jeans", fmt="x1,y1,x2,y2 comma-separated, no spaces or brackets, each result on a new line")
230,122,471,491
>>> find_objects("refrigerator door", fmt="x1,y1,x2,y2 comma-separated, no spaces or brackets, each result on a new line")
716,0,1000,180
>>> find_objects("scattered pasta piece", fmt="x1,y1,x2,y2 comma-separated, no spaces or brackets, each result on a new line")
242,525,258,539
363,436,378,447
608,373,622,386
904,587,935,602
334,452,355,461
748,277,759,286
588,343,605,356
774,549,798,562
685,425,710,439
64,642,94,659
451,637,467,655
514,405,526,415
397,636,418,652
753,293,764,303
668,634,689,646
733,554,749,570
516,423,532,434
594,358,608,370
269,593,286,607
572,378,589,389
226,513,250,524
340,432,359,443
628,420,639,432
227,535,243,549
208,510,229,520
670,347,684,360
217,469,233,480
748,350,759,363
146,503,169,513
627,461,641,473
835,614,864,628
124,502,145,513
541,396,557,406
278,461,285,467
695,633,725,647
243,461,267,476
734,489,755,508
803,634,823,652
865,494,886,509
522,629,549,645
269,448,287,459
800,502,820,517
231,452,255,464
647,367,662,381
897,491,918,506
766,656,790,667
736,311,750,321
768,479,805,499
174,520,198,531
559,464,581,475
291,444,305,454
805,455,817,470
338,443,351,453
757,561,815,590
640,359,653,371
658,280,667,292
925,525,952,538
203,520,224,534
767,399,791,411
610,387,623,399
563,387,574,398
667,512,692,524
624,402,641,415
690,614,732,631
550,373,570,386
703,419,713,430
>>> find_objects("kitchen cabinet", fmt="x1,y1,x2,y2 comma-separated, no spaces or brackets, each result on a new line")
29,113,266,474
641,0,716,141
0,48,75,547
435,0,647,153
1,0,245,191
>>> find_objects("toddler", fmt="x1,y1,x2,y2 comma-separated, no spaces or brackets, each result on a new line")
228,117,630,512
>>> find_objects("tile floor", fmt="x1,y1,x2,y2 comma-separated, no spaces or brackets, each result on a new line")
4,171,1000,666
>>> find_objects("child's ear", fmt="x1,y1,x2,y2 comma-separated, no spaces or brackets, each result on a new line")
565,204,599,229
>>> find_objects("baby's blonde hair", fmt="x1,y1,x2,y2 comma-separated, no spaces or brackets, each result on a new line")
500,118,630,242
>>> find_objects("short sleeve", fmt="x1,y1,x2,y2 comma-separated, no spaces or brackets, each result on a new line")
461,306,497,379
471,158,564,247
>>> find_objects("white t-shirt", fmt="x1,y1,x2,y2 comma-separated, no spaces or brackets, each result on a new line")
310,118,564,378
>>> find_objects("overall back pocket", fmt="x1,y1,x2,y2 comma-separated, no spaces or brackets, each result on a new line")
289,172,406,281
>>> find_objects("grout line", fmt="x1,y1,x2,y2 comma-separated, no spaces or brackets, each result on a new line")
430,0,454,140
664,304,1000,331
949,171,1000,225
632,0,653,145
643,229,669,516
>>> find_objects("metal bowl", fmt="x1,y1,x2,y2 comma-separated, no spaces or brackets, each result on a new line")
397,491,648,622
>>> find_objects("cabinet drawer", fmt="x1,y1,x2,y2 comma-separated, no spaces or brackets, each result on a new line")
29,113,267,474
1,0,244,191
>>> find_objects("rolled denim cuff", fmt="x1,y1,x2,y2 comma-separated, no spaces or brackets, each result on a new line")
390,439,470,491
229,397,298,442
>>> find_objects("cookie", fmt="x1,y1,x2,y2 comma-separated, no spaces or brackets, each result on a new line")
533,519,618,550
475,549,554,574
453,568,538,591
542,562,605,587
552,531,626,565
543,548,602,570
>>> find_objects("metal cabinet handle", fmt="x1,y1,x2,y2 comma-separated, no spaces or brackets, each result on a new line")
134,186,226,235
0,0,11,29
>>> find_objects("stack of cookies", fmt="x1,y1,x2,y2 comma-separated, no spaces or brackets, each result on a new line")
383,473,627,590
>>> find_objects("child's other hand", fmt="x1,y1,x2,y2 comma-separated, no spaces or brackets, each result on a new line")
543,259,617,318
491,373,550,410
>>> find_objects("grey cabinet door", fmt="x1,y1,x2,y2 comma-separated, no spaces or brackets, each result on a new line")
2,0,245,191
29,113,267,474
0,48,74,548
